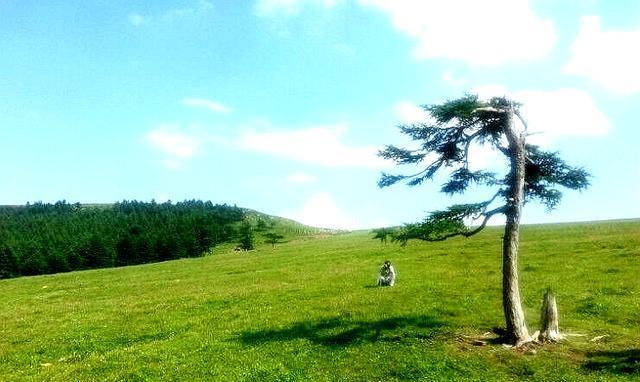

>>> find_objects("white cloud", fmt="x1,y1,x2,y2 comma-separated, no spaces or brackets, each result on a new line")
255,0,337,17
518,89,611,139
393,100,428,124
144,119,388,170
146,127,201,169
472,85,612,143
182,97,232,114
147,128,198,158
287,172,318,183
442,70,468,87
564,16,640,94
284,192,357,230
237,124,389,169
357,0,556,66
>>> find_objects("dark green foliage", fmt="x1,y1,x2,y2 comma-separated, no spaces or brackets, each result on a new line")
440,168,498,195
378,173,409,188
392,204,486,244
524,145,590,210
238,220,255,250
371,227,394,244
0,244,18,279
80,235,113,269
115,234,135,266
263,232,284,247
378,94,590,242
255,218,268,232
0,200,244,279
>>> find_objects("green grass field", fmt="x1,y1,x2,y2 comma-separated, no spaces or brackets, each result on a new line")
0,219,638,381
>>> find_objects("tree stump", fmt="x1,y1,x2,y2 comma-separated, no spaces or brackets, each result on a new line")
538,288,563,342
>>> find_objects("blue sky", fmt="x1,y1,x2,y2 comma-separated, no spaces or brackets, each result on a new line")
1,0,639,229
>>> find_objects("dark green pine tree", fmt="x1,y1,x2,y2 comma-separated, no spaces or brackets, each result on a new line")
82,235,113,269
379,95,590,345
0,244,18,279
238,220,255,250
263,231,284,248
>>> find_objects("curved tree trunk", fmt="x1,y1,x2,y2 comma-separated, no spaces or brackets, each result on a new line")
502,108,531,345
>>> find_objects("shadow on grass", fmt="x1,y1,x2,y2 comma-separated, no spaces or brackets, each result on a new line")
583,349,640,375
239,315,448,347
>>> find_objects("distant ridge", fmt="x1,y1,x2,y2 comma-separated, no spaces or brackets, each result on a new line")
1,202,637,231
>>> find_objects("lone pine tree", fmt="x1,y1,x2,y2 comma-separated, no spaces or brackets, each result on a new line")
378,95,589,345
263,231,285,248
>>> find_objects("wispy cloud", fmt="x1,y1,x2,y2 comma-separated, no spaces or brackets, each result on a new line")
565,16,640,94
357,0,556,66
442,70,468,87
145,126,202,169
181,97,232,114
144,120,388,171
236,123,388,169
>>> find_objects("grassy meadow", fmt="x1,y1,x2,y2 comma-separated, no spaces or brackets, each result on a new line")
0,219,638,381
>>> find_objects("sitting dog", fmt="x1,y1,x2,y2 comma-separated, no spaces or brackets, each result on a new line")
377,260,396,286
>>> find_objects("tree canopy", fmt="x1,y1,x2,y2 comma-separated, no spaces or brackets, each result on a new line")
379,94,590,244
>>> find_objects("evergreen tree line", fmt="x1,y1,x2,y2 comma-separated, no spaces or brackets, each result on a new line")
0,200,244,279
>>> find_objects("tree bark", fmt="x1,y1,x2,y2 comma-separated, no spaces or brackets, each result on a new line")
501,107,531,345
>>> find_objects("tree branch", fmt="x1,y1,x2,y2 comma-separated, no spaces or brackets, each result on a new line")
402,158,445,187
482,189,504,209
513,108,529,133
463,129,484,169
463,205,506,237
418,205,505,242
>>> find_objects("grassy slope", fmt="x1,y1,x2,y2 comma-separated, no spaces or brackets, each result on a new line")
243,209,344,238
0,220,638,381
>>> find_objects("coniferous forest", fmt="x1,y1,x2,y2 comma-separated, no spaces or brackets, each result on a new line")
0,200,244,279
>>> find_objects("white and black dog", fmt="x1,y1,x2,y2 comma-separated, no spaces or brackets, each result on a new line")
377,260,396,286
